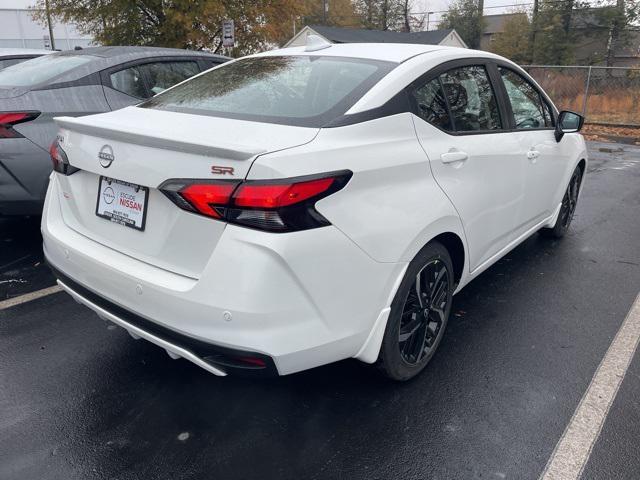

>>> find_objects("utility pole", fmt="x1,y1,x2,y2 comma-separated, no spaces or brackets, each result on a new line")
426,11,434,31
561,0,574,35
530,0,539,63
477,0,484,49
605,0,625,66
44,0,56,50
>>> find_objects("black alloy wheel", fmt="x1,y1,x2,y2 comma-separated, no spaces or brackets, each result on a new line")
398,259,449,365
378,241,454,381
541,165,583,238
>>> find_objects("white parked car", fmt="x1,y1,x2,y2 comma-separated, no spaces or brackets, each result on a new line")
43,39,587,380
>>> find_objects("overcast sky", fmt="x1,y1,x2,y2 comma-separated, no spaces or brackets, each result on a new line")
413,0,534,29
2,0,545,29
2,0,35,8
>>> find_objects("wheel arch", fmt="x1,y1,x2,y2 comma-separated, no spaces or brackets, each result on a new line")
399,215,469,287
430,232,465,287
354,226,467,365
577,158,586,174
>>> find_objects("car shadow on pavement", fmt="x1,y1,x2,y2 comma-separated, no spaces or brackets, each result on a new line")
0,216,56,300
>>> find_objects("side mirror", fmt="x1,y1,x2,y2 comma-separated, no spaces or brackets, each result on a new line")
555,110,585,142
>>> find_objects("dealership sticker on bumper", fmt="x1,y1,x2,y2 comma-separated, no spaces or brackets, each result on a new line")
96,177,149,231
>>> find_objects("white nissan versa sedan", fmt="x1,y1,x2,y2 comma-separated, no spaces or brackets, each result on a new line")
42,39,587,380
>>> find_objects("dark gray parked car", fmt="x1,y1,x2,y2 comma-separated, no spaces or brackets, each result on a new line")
0,46,227,216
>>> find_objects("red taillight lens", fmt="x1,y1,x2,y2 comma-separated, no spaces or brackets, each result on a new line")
0,112,35,125
180,182,238,219
159,171,351,232
232,178,334,208
49,139,79,175
49,141,62,170
0,111,40,138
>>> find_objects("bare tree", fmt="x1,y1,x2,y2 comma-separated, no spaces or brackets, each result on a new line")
400,0,426,32
354,0,405,30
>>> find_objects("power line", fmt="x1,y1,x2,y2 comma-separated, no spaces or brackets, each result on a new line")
414,0,590,16
311,0,615,20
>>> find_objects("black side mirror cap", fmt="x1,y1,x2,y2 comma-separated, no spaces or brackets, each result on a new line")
555,110,585,142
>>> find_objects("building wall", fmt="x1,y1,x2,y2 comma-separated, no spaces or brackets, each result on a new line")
439,31,466,48
287,27,314,48
0,8,93,50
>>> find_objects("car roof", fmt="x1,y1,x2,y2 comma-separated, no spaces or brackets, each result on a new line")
55,45,227,63
0,48,53,57
30,46,229,86
255,42,465,64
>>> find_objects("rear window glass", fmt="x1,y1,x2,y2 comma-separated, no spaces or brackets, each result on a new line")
0,57,34,70
0,54,93,87
139,55,395,127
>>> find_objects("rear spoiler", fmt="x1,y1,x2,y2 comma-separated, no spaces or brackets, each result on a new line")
54,115,265,161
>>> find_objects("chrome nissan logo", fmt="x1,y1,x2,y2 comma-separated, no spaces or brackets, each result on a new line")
98,145,115,168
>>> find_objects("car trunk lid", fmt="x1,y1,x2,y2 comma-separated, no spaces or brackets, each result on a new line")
53,106,319,278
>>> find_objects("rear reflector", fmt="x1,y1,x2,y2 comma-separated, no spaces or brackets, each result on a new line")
237,357,267,367
160,171,351,232
0,111,40,139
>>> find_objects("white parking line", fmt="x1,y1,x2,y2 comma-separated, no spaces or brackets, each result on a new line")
540,293,640,480
0,285,62,311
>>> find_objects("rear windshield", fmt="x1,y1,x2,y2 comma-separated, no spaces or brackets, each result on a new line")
139,55,395,127
0,54,93,87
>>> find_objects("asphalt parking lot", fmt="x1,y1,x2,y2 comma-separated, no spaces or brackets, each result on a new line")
1,141,639,480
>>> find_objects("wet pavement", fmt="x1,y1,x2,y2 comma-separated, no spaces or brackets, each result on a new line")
1,141,639,480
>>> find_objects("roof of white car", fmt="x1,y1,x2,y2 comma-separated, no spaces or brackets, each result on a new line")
256,42,475,64
0,48,52,57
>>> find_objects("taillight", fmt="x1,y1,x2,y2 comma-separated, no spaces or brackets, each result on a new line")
159,171,352,232
158,180,241,219
49,140,79,176
232,178,335,208
0,111,40,138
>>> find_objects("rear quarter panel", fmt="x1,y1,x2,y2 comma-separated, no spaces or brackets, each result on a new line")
247,113,468,268
0,86,110,203
13,86,111,149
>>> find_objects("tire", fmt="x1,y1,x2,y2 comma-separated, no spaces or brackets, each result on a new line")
540,166,583,239
378,241,454,381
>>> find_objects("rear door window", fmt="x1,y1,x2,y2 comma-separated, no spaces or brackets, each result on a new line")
412,78,452,131
110,65,147,98
440,66,502,132
109,61,200,99
139,61,200,96
411,65,502,133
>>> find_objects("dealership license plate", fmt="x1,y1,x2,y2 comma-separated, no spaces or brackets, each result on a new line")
95,177,149,231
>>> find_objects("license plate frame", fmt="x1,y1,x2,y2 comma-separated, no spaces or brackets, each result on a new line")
95,176,149,232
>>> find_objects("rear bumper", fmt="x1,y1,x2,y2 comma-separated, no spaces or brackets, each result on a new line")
51,265,278,377
43,174,405,376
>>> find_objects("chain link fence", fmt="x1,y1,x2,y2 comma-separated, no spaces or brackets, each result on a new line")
523,66,640,127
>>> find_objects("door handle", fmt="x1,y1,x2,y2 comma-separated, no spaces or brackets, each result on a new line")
527,150,540,161
441,151,469,164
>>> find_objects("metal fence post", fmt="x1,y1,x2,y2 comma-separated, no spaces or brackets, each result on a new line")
583,66,592,118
